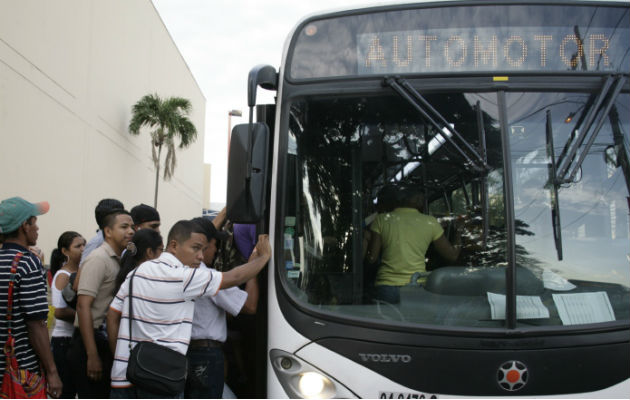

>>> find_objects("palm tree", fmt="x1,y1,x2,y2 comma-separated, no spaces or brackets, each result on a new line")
129,94,197,207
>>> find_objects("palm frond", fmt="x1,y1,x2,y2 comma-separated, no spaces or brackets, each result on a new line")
175,118,198,148
129,93,196,188
163,97,192,114
129,93,161,134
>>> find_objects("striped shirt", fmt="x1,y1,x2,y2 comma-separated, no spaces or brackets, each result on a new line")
109,252,223,388
0,243,49,376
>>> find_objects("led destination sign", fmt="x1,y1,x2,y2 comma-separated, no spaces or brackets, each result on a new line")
288,5,630,79
357,27,622,74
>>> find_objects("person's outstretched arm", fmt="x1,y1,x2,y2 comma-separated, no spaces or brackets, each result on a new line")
212,207,227,230
220,235,271,290
240,276,260,314
432,234,460,263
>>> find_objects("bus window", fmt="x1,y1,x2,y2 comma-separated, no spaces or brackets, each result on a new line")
279,88,630,329
280,92,514,327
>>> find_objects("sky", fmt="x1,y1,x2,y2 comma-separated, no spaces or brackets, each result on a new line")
151,0,385,206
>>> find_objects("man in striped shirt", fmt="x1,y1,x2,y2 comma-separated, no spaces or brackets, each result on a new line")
0,196,62,398
106,220,271,398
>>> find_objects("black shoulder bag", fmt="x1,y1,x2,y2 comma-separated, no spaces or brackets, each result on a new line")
125,266,188,395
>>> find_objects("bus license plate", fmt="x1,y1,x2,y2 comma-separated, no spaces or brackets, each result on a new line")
379,392,437,399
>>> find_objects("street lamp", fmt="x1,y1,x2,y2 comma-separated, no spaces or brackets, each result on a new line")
227,109,243,155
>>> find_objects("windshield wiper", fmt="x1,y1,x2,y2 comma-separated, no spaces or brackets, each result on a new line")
545,110,563,261
556,75,626,184
384,77,488,173
547,75,626,260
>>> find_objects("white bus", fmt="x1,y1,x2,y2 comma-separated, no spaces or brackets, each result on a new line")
225,1,630,397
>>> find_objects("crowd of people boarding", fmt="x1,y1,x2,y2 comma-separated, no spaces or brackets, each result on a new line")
0,196,269,398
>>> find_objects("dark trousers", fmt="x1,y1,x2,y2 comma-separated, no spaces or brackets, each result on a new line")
184,345,224,398
375,285,402,304
51,336,75,399
67,329,112,398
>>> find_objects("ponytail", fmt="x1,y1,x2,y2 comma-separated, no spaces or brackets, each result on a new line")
114,229,163,296
49,248,65,276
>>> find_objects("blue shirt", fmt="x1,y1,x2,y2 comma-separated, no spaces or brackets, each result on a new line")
80,230,104,266
0,242,49,375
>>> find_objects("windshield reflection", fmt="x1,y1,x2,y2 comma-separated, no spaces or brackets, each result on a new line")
280,90,629,328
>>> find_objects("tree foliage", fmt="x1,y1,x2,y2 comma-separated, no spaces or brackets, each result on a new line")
129,93,197,207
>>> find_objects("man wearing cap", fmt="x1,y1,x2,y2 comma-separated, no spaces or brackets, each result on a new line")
185,217,260,398
0,197,63,398
130,204,160,232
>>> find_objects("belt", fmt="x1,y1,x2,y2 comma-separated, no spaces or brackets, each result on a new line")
189,339,223,349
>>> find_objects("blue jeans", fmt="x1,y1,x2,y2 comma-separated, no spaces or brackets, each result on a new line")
184,346,224,398
110,386,183,399
375,285,401,304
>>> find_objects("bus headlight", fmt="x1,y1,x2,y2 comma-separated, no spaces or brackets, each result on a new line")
298,372,327,398
270,349,356,398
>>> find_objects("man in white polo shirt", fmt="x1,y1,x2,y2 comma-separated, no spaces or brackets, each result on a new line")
106,220,270,398
185,217,259,398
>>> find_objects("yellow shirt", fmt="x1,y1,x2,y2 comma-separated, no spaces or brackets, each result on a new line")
371,207,444,286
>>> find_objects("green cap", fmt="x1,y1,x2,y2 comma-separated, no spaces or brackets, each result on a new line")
0,197,50,234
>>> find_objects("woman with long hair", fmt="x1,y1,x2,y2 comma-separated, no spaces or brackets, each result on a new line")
114,229,163,296
49,231,85,398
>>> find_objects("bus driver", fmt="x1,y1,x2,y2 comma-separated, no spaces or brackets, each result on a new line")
366,186,460,304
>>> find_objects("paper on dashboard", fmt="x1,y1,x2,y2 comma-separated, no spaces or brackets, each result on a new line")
552,291,615,325
487,292,550,320
542,269,576,291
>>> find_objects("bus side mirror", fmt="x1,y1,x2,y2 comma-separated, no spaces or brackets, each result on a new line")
248,65,278,108
226,123,270,223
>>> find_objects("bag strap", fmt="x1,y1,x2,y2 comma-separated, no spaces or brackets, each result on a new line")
6,252,24,335
128,266,139,351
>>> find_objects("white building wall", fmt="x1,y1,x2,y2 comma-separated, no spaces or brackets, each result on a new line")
0,0,206,257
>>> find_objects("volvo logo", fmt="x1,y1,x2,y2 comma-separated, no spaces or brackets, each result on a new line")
497,361,528,391
359,353,412,363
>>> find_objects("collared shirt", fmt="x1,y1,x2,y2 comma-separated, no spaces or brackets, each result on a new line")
0,242,49,376
80,230,103,266
75,241,120,328
109,252,223,388
371,207,444,286
190,262,247,342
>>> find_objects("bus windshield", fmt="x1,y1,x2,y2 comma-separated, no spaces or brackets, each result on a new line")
279,88,630,329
